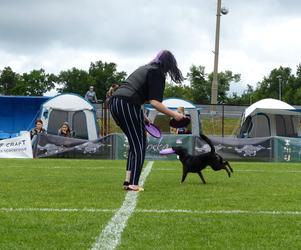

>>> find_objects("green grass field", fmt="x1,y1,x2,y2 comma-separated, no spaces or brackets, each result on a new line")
1,159,301,249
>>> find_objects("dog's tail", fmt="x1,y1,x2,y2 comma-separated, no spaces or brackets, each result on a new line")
200,134,215,153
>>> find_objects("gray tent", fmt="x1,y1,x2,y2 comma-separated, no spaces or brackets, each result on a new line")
145,98,201,136
238,98,301,138
40,93,99,140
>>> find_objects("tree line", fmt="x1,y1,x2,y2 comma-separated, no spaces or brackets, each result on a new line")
1,60,301,105
0,61,126,101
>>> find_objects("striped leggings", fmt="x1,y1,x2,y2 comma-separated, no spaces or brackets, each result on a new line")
109,97,146,185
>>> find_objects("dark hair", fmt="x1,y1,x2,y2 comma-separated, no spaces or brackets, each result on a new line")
150,50,184,83
60,122,71,133
35,119,43,125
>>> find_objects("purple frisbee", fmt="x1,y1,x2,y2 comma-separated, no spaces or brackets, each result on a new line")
145,123,162,138
169,116,191,128
159,148,175,155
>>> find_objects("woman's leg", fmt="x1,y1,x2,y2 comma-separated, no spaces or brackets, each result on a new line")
109,97,146,186
123,100,146,185
110,98,133,186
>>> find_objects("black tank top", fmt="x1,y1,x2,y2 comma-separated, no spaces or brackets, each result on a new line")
112,63,165,105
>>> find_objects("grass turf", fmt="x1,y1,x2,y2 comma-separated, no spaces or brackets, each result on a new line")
0,159,301,249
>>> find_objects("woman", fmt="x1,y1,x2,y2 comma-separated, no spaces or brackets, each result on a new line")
30,119,46,152
58,122,72,137
30,119,47,150
109,50,185,191
85,86,98,103
30,119,46,139
175,106,190,134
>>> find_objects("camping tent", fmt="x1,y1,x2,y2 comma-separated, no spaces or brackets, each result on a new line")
238,98,301,138
40,93,99,140
145,98,202,136
0,95,50,139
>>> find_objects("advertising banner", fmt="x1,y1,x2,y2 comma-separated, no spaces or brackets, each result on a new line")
34,133,115,159
33,133,301,162
195,136,273,161
0,132,33,158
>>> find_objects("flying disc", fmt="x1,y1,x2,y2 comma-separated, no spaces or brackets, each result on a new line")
145,123,162,138
169,116,191,128
159,148,175,155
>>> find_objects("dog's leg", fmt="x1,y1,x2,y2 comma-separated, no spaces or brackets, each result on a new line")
221,165,231,177
225,167,231,177
216,154,233,174
197,172,206,184
225,161,233,173
181,171,188,183
212,164,231,177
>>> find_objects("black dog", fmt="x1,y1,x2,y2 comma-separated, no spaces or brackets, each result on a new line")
172,134,233,184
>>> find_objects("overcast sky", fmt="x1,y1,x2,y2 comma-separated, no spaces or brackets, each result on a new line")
1,0,301,96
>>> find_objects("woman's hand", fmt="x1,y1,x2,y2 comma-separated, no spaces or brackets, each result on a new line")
173,111,185,121
144,116,152,125
149,99,185,121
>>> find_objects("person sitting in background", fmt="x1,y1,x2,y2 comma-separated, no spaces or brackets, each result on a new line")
85,86,98,103
30,119,46,151
30,119,46,140
58,122,72,137
105,83,120,108
170,125,177,134
106,83,120,99
175,107,191,134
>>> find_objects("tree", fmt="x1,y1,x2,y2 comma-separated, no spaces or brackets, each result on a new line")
187,65,240,104
0,67,20,95
164,82,193,100
283,65,301,104
13,69,56,96
252,66,293,103
57,68,95,96
88,61,127,101
57,61,126,101
226,84,255,105
187,65,210,104
207,70,241,104
240,84,255,105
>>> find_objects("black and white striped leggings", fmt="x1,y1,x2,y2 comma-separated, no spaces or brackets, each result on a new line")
109,96,146,185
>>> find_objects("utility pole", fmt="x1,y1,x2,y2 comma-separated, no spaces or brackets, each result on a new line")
277,75,282,101
211,0,229,108
211,0,222,107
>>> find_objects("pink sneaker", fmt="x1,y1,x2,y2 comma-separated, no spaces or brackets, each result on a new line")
125,185,144,192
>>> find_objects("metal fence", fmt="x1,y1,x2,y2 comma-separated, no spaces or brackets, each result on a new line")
96,103,301,137
96,103,249,137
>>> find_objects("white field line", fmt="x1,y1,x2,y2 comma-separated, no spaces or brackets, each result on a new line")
0,207,116,213
0,166,120,170
1,207,301,216
136,209,301,215
235,169,301,173
90,161,154,250
154,168,301,173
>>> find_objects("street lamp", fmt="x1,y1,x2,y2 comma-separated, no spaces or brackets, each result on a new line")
211,0,228,107
276,75,282,100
